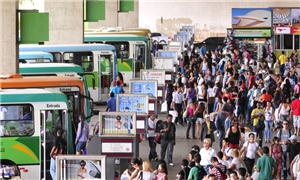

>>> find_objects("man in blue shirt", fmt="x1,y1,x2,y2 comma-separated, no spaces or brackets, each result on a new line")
106,92,116,112
111,81,124,95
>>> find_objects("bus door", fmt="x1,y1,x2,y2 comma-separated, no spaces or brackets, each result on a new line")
40,109,68,179
96,52,113,102
133,43,146,78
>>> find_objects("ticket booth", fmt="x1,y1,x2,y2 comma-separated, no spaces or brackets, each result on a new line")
129,80,158,115
87,112,137,179
56,155,106,180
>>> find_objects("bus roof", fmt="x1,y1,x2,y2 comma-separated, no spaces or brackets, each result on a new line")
0,88,68,103
19,63,84,74
19,51,53,60
19,43,116,52
85,30,150,37
0,76,84,94
84,34,148,42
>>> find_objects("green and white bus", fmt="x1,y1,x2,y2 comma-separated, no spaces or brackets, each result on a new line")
19,62,108,103
84,30,153,82
0,89,74,179
19,44,117,103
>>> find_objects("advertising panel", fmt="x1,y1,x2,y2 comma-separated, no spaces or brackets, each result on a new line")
56,155,106,180
232,8,272,28
273,8,291,25
129,80,158,98
228,28,272,38
291,9,300,25
117,94,148,114
99,112,136,136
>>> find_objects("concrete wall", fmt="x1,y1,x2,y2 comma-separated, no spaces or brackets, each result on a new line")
0,1,17,75
87,0,139,29
44,0,83,44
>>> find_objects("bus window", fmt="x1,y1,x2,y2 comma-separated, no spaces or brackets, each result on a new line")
63,52,94,72
106,41,129,59
52,52,62,62
0,105,34,137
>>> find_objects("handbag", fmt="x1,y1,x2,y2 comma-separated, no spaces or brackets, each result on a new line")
161,101,168,112
155,133,161,144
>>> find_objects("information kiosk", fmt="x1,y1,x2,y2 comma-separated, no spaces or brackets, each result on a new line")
88,112,137,179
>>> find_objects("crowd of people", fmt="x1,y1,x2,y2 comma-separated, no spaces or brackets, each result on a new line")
120,38,300,180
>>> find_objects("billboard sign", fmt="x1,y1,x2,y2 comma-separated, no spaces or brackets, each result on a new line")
232,8,272,28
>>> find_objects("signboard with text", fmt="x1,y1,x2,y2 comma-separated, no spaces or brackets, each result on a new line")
141,69,166,85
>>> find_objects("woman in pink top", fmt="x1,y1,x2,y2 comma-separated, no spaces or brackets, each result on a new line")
185,100,197,139
270,137,283,180
155,163,168,180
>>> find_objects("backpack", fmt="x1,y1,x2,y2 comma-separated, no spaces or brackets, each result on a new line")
195,165,206,180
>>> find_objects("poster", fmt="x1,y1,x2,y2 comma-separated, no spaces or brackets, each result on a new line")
100,114,135,135
56,155,106,180
130,81,157,98
141,70,166,85
273,8,291,25
232,8,272,28
117,94,148,114
291,9,300,26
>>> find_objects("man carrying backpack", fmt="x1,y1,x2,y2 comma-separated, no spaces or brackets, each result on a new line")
276,119,292,179
208,157,227,180
188,154,206,180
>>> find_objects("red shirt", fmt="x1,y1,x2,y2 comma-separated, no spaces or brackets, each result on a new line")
260,93,272,102
291,99,300,116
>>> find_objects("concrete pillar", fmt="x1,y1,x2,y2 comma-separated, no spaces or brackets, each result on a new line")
87,0,139,29
44,0,83,44
0,1,17,75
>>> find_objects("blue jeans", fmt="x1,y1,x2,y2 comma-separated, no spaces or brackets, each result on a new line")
264,120,273,141
50,158,56,180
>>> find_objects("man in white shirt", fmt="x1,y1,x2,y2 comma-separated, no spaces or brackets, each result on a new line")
147,114,158,161
200,138,216,173
172,86,184,125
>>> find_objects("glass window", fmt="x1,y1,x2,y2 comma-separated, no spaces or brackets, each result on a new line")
63,52,94,72
106,41,129,59
283,34,293,49
52,52,62,62
295,35,299,50
0,105,34,137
